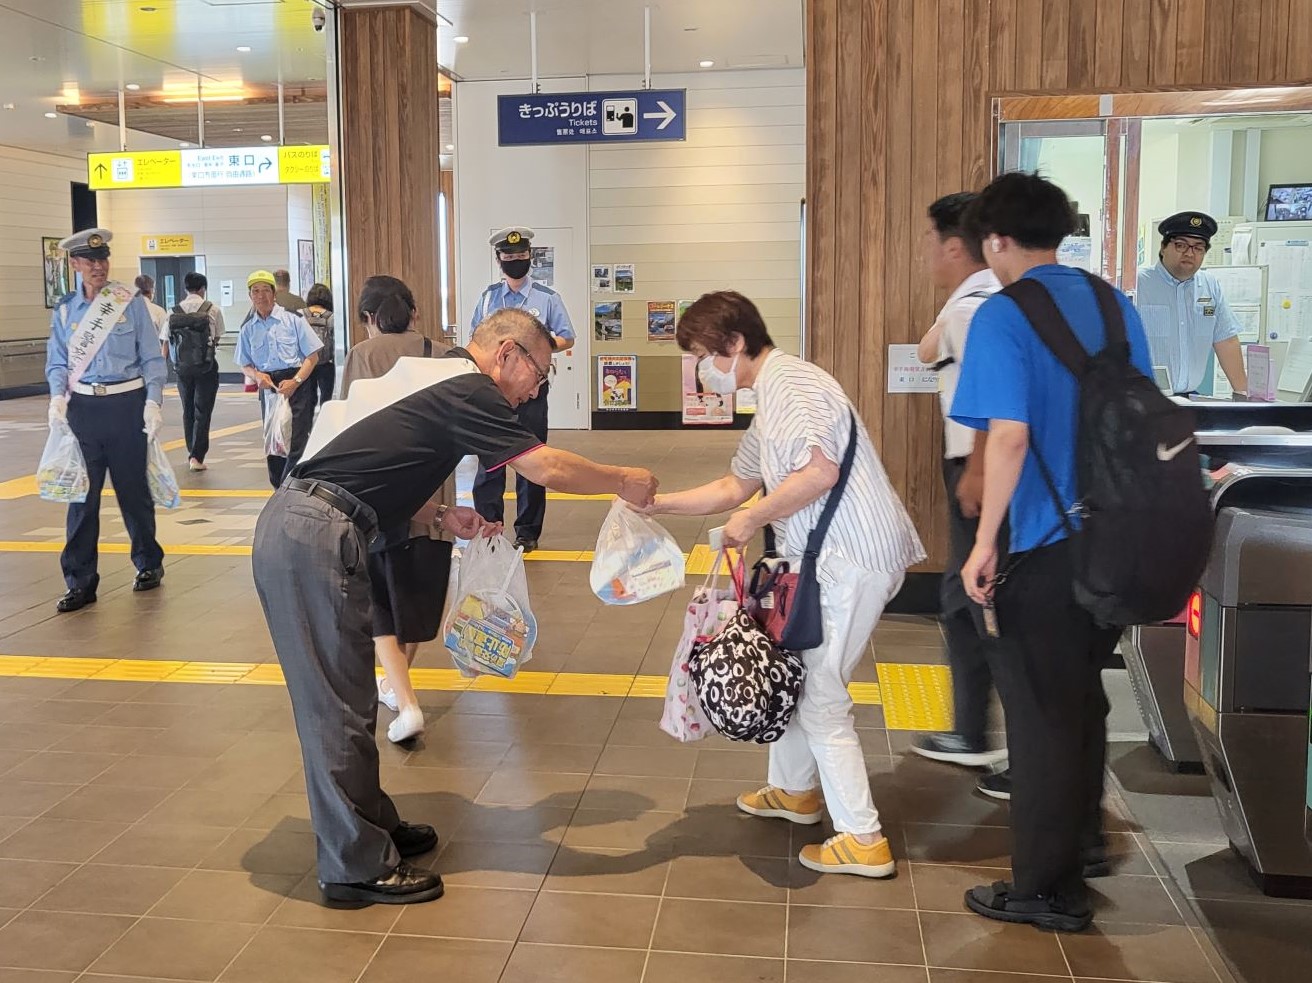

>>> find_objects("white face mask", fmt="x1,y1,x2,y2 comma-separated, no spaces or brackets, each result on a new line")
698,353,739,395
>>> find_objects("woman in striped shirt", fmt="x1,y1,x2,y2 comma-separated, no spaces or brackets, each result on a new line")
648,291,925,879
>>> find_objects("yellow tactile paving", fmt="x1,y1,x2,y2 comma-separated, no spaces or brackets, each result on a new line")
0,654,952,725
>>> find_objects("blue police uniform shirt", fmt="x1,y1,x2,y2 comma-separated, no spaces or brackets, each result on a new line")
233,305,323,372
46,290,168,404
950,265,1154,554
1135,262,1241,394
472,278,575,340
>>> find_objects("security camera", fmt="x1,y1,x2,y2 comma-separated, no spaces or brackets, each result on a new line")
311,6,326,31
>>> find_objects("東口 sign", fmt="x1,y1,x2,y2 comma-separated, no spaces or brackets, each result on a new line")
141,235,195,255
88,146,331,191
498,89,686,146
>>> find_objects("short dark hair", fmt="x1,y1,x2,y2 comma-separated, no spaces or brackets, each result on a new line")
184,272,208,294
373,294,413,334
357,275,416,328
274,269,292,288
305,283,333,311
675,291,774,358
928,192,985,264
134,274,154,295
965,172,1077,251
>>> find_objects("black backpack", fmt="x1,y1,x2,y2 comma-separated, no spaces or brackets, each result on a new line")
1004,273,1213,628
168,302,215,378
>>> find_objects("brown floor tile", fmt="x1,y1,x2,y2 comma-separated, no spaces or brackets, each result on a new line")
42,784,171,824
543,846,671,896
30,863,185,915
645,951,785,983
0,969,80,983
49,725,163,755
693,749,769,781
931,972,1067,983
359,937,511,983
1060,924,1221,983
902,823,1012,868
150,869,300,923
788,905,923,965
894,785,1010,829
0,723,81,753
910,864,1004,913
579,773,689,813
402,739,510,771
791,963,931,983
88,917,258,981
3,752,120,785
0,859,78,908
0,909,135,972
497,943,647,983
392,885,535,941
652,897,787,958
449,805,574,845
664,854,789,903
0,781,78,819
199,828,317,876
559,808,682,852
520,890,660,949
499,742,603,774
268,874,404,933
604,716,683,749
241,794,312,833
91,822,234,868
0,819,130,863
1105,831,1158,878
144,789,272,827
431,839,558,890
685,778,761,810
142,727,247,759
15,700,115,726
920,911,1068,975
378,764,492,798
218,926,382,983
515,714,618,746
789,858,919,910
475,770,589,808
595,745,698,779
1087,874,1188,925
671,809,793,859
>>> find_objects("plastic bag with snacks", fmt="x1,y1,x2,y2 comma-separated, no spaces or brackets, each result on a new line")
36,422,89,504
263,392,293,457
146,437,181,509
443,534,538,679
590,499,685,605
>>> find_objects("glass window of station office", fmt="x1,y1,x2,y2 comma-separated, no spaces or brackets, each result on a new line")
998,88,1312,401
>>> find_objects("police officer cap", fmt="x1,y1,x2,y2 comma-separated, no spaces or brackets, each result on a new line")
489,227,535,253
58,228,112,261
1159,211,1218,246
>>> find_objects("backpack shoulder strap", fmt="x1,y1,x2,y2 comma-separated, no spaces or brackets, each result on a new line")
1001,277,1089,378
172,305,185,315
422,336,433,358
198,301,213,314
1082,271,1130,359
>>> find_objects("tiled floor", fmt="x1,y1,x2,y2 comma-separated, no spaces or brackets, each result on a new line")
0,386,1304,983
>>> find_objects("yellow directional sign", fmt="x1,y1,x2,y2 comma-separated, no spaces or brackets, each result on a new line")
88,146,331,190
278,146,331,184
88,151,183,191
141,235,196,254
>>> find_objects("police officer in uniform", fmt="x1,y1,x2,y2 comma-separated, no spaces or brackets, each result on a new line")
1136,211,1248,397
45,229,167,613
470,227,576,553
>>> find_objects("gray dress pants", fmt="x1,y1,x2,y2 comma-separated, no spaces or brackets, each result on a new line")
252,486,401,884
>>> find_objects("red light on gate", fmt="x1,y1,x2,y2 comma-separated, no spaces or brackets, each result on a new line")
1187,590,1202,639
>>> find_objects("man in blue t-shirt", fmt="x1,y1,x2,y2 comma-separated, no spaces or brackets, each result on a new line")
949,173,1154,933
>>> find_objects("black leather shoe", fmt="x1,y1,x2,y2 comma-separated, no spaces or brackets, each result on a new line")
319,862,444,905
391,821,439,858
513,538,539,554
56,588,96,613
133,567,164,592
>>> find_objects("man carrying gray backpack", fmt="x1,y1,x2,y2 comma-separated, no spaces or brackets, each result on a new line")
161,272,225,471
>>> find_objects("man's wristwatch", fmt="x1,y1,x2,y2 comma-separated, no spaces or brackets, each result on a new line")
432,504,450,530
292,374,304,386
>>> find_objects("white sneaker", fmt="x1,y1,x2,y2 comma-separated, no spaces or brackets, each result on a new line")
388,706,424,744
188,458,208,472
377,676,400,713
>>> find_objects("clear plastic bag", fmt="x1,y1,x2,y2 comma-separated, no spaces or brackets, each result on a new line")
146,437,180,509
443,534,538,679
36,421,89,504
590,499,686,605
263,392,293,457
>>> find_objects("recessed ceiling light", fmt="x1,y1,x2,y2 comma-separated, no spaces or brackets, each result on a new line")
699,60,715,68
179,141,191,148
125,83,141,91
444,144,454,151
233,127,243,132
2,103,14,111
260,134,273,142
236,45,252,53
43,111,57,118
453,35,469,44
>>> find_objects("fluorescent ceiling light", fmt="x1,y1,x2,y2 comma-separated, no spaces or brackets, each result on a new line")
699,60,714,68
236,45,252,53
453,35,469,44
44,111,57,118
125,83,141,91
179,142,191,148
260,134,273,142
444,144,454,151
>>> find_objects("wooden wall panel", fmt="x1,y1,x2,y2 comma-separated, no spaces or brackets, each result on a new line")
807,0,1312,572
339,6,439,345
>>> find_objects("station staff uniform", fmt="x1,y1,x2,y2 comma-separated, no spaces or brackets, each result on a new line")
45,229,167,609
1136,212,1242,395
253,350,542,890
233,279,323,488
470,227,575,550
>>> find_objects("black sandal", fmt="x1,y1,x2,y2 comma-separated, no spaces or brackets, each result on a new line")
965,881,1092,933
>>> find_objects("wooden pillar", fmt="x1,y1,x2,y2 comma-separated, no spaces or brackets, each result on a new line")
338,5,440,345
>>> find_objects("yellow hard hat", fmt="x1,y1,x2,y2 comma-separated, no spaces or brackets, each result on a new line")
247,270,276,290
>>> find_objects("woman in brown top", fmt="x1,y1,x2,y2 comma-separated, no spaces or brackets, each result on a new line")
342,275,456,743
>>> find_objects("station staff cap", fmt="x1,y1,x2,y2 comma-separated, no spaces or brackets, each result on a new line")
1158,211,1218,246
58,228,112,260
489,227,536,253
247,270,277,290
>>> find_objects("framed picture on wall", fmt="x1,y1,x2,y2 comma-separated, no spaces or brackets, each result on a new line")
42,237,71,308
297,239,315,297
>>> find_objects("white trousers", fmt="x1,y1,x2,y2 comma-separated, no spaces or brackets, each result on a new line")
766,557,903,835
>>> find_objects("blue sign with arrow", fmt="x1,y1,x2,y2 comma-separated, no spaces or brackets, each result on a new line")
497,89,686,146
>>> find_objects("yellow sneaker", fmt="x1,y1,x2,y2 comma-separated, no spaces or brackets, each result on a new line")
736,785,823,825
799,833,897,878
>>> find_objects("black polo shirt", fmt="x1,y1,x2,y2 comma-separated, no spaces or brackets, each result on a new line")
290,348,541,529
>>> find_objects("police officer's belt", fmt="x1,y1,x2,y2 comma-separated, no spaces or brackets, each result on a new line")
70,378,144,396
285,478,378,540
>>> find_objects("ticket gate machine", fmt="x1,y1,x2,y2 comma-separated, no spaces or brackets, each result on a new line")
1183,465,1312,897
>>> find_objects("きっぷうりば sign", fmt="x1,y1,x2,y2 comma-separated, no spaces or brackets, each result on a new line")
498,90,686,146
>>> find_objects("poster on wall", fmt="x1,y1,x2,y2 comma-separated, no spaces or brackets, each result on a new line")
1056,235,1094,272
594,302,623,341
42,237,71,309
592,265,612,292
311,184,332,286
677,299,693,323
614,264,636,293
736,388,757,415
647,301,676,342
598,355,637,411
531,246,555,286
297,240,315,297
681,354,733,425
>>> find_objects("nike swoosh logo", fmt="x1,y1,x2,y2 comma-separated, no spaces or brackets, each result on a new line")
1157,437,1194,462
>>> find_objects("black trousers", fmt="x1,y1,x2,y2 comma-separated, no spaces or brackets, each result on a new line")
473,383,548,540
987,539,1117,905
176,367,220,463
63,388,164,592
311,360,335,408
940,456,997,744
262,369,318,489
